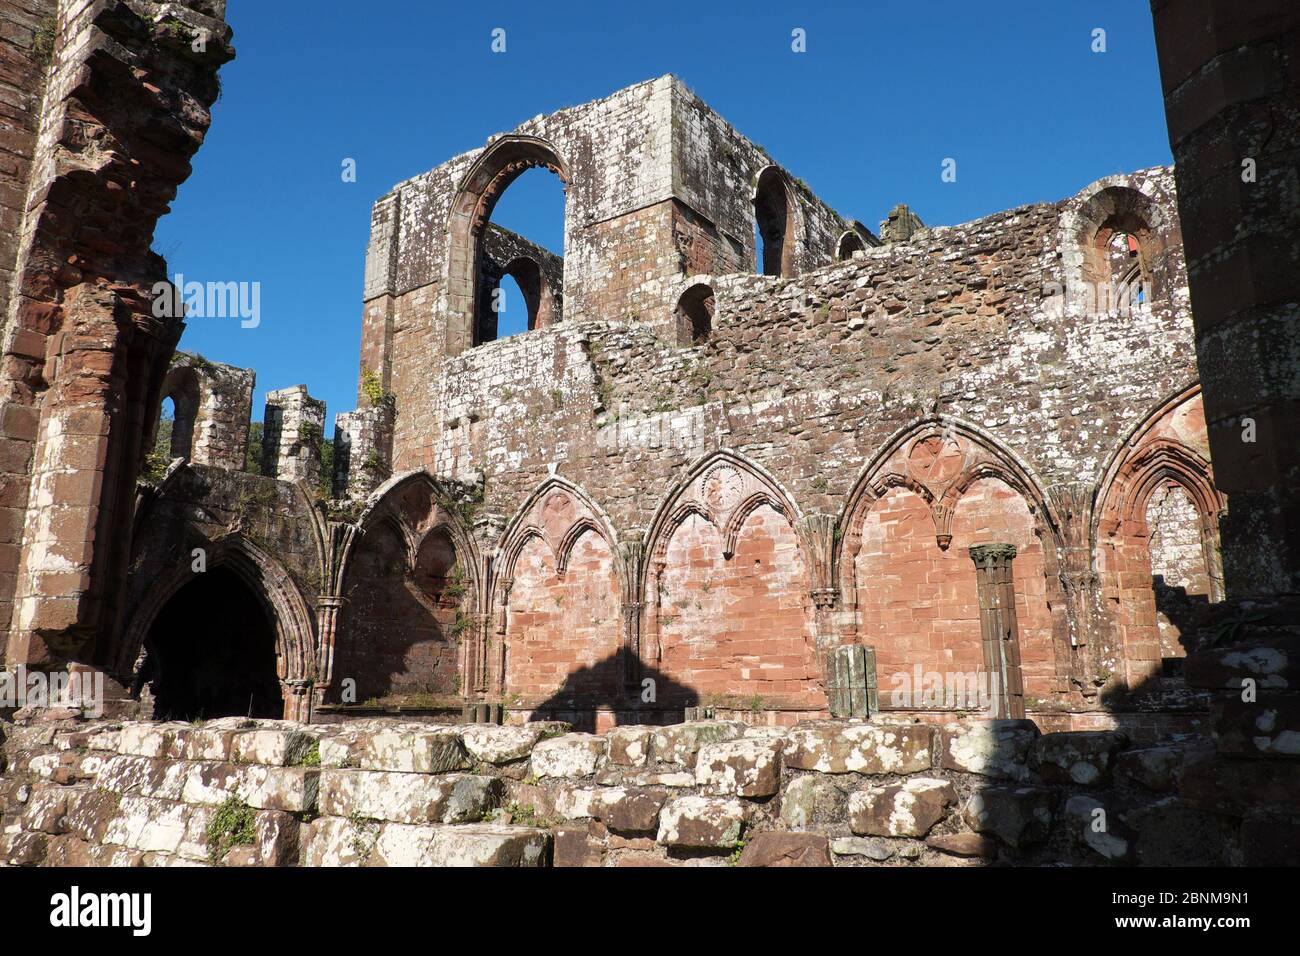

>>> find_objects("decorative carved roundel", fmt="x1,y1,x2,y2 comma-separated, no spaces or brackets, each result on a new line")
702,465,743,513
908,435,964,485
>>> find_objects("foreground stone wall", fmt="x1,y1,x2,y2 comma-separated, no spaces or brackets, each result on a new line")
0,714,1243,867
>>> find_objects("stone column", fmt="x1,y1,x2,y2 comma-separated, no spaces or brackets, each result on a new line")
332,403,394,499
969,544,1025,719
1149,0,1300,863
261,385,326,485
619,540,646,697
313,594,346,704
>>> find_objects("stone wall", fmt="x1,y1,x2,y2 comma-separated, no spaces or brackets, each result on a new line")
0,0,232,672
154,351,255,470
0,713,1241,867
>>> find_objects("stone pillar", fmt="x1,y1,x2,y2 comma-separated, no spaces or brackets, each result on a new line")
969,544,1026,719
332,404,394,499
261,386,326,485
1149,0,1300,863
619,540,646,697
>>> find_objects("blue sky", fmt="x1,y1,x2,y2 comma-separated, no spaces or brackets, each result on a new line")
155,0,1171,426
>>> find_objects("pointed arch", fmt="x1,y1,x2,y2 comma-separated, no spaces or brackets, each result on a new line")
443,135,569,356
120,533,317,717
838,416,1061,593
495,475,623,593
752,165,803,278
643,448,808,590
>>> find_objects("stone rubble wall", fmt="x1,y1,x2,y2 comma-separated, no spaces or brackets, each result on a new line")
261,385,326,485
0,714,1231,867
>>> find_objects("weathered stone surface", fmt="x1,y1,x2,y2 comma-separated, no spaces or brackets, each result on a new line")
779,775,847,829
1114,746,1183,792
530,733,606,778
960,787,1054,848
460,724,547,764
940,719,1039,781
232,727,318,767
1178,753,1300,817
694,737,782,797
926,831,999,858
1063,795,1133,863
1211,695,1300,757
1125,797,1234,867
1031,731,1127,786
319,769,503,824
783,721,933,774
830,836,895,861
657,796,746,848
651,721,747,767
424,824,550,867
1184,639,1297,691
597,787,668,833
736,832,831,867
606,726,656,767
320,728,470,774
849,778,956,837
553,825,605,867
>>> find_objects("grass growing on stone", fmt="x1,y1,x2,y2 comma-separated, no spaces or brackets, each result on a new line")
206,794,256,863
296,741,320,767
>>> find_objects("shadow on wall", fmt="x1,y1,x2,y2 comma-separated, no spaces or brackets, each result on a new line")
527,647,699,733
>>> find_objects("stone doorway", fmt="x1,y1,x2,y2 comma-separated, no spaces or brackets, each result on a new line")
143,566,283,721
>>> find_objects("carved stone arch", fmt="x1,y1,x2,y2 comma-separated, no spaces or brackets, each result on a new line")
556,516,608,576
835,229,868,261
722,491,790,559
643,448,809,594
351,470,483,598
120,533,317,718
152,364,201,460
444,135,569,355
1092,383,1220,543
1061,175,1172,311
495,475,623,594
751,165,803,278
838,417,1061,592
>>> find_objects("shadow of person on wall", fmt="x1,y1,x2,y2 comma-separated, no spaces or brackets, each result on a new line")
528,647,698,733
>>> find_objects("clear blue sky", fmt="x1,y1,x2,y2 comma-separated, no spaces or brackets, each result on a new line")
155,0,1171,427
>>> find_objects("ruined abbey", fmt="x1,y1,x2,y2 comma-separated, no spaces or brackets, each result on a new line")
0,1,1296,870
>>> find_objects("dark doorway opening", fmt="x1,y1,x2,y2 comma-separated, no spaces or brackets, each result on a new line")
145,566,282,720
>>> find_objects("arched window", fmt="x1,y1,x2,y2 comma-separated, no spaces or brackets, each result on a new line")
675,283,714,345
1074,185,1163,316
836,230,867,261
480,252,558,340
753,166,796,278
154,365,200,461
446,137,567,354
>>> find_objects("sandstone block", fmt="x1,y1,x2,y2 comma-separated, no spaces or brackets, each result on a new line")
783,721,933,774
849,777,956,837
1063,795,1134,863
779,774,847,829
1031,731,1127,786
460,724,547,764
656,796,746,848
736,832,831,867
960,787,1054,848
926,832,999,858
651,720,746,767
606,725,656,766
830,836,894,861
319,769,502,824
426,824,550,866
1115,745,1183,792
695,737,782,797
232,727,318,766
320,727,470,774
530,733,606,778
939,719,1038,780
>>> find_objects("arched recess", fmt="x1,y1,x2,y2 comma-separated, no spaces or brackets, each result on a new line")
1094,386,1224,685
641,449,824,710
493,477,624,702
753,165,801,278
485,255,557,338
836,230,867,261
675,281,715,345
151,365,200,460
444,135,568,356
120,535,316,720
838,418,1067,709
1066,180,1170,314
331,471,482,704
